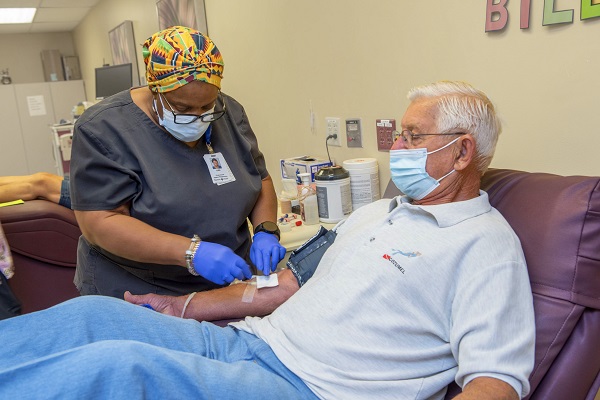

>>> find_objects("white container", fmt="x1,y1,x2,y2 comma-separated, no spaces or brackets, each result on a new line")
301,194,319,224
343,158,380,211
315,166,352,223
298,173,319,225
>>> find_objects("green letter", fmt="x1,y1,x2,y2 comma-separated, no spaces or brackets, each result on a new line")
543,0,574,25
581,0,600,20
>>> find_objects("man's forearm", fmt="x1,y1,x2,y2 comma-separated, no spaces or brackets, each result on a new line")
184,269,299,321
453,377,519,400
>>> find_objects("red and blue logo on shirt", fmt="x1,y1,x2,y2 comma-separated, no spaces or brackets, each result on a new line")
382,249,421,274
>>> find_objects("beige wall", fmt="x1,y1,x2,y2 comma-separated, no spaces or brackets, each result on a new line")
72,0,159,98
0,33,75,84
201,0,600,194
3,0,599,195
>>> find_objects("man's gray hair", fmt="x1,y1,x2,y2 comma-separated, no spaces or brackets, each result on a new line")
407,81,501,175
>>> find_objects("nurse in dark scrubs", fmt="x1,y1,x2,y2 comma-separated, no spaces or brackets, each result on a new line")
70,26,285,298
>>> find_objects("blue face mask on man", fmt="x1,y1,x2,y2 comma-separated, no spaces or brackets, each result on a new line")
389,136,461,200
154,96,213,142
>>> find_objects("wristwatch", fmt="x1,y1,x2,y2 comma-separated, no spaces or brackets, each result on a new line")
254,221,281,240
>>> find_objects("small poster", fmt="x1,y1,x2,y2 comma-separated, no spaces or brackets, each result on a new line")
26,95,47,117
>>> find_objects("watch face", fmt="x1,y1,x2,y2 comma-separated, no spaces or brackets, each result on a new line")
261,221,278,232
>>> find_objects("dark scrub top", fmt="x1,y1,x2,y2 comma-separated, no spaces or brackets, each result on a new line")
70,90,268,297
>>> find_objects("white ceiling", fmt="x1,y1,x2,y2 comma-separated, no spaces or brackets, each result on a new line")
0,0,101,34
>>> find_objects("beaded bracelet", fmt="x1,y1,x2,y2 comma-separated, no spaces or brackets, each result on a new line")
185,234,201,276
180,292,197,319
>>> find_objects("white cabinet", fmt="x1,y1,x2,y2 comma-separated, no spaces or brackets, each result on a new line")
0,85,28,176
0,80,85,176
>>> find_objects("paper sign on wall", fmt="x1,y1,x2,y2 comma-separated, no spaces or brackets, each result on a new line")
26,95,47,117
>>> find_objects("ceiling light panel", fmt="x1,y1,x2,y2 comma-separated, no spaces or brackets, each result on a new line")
0,8,37,24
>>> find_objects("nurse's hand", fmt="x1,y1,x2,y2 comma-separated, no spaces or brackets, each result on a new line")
250,232,287,276
193,242,252,285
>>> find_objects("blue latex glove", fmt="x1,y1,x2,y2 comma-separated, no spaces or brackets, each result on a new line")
192,242,252,285
250,232,287,276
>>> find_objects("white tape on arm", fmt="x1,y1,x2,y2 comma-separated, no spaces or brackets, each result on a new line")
241,279,257,303
237,275,280,303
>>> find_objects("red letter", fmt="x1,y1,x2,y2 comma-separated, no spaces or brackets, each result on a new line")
521,0,532,29
486,0,509,32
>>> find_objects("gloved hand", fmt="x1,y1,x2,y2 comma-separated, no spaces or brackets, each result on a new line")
192,242,252,285
250,232,287,276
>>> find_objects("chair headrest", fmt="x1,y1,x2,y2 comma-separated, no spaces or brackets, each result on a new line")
482,169,600,309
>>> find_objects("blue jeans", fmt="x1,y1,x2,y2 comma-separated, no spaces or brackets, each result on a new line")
59,177,71,209
0,296,318,400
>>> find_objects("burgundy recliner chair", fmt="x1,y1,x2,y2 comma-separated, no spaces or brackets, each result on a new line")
0,200,80,314
481,169,600,400
0,168,598,399
384,168,600,400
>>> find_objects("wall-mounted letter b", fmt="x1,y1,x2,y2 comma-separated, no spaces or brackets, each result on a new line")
486,0,509,32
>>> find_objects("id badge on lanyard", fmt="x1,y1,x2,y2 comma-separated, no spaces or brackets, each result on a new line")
202,125,236,186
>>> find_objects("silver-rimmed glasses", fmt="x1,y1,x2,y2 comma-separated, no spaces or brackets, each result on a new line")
393,130,466,147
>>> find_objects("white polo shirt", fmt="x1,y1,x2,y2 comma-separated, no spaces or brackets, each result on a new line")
233,191,535,400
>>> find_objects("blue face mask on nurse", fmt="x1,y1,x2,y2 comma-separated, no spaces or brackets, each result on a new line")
153,92,226,142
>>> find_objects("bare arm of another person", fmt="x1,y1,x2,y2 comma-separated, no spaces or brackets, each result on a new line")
0,173,63,204
125,268,300,320
453,377,519,400
75,205,191,268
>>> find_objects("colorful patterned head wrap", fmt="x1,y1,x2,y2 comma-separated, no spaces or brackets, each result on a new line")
142,26,224,93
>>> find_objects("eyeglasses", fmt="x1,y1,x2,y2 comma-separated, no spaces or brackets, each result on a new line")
393,130,466,147
160,93,226,124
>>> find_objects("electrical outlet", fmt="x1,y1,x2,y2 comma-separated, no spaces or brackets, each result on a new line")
325,117,341,147
346,118,362,148
376,119,397,151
